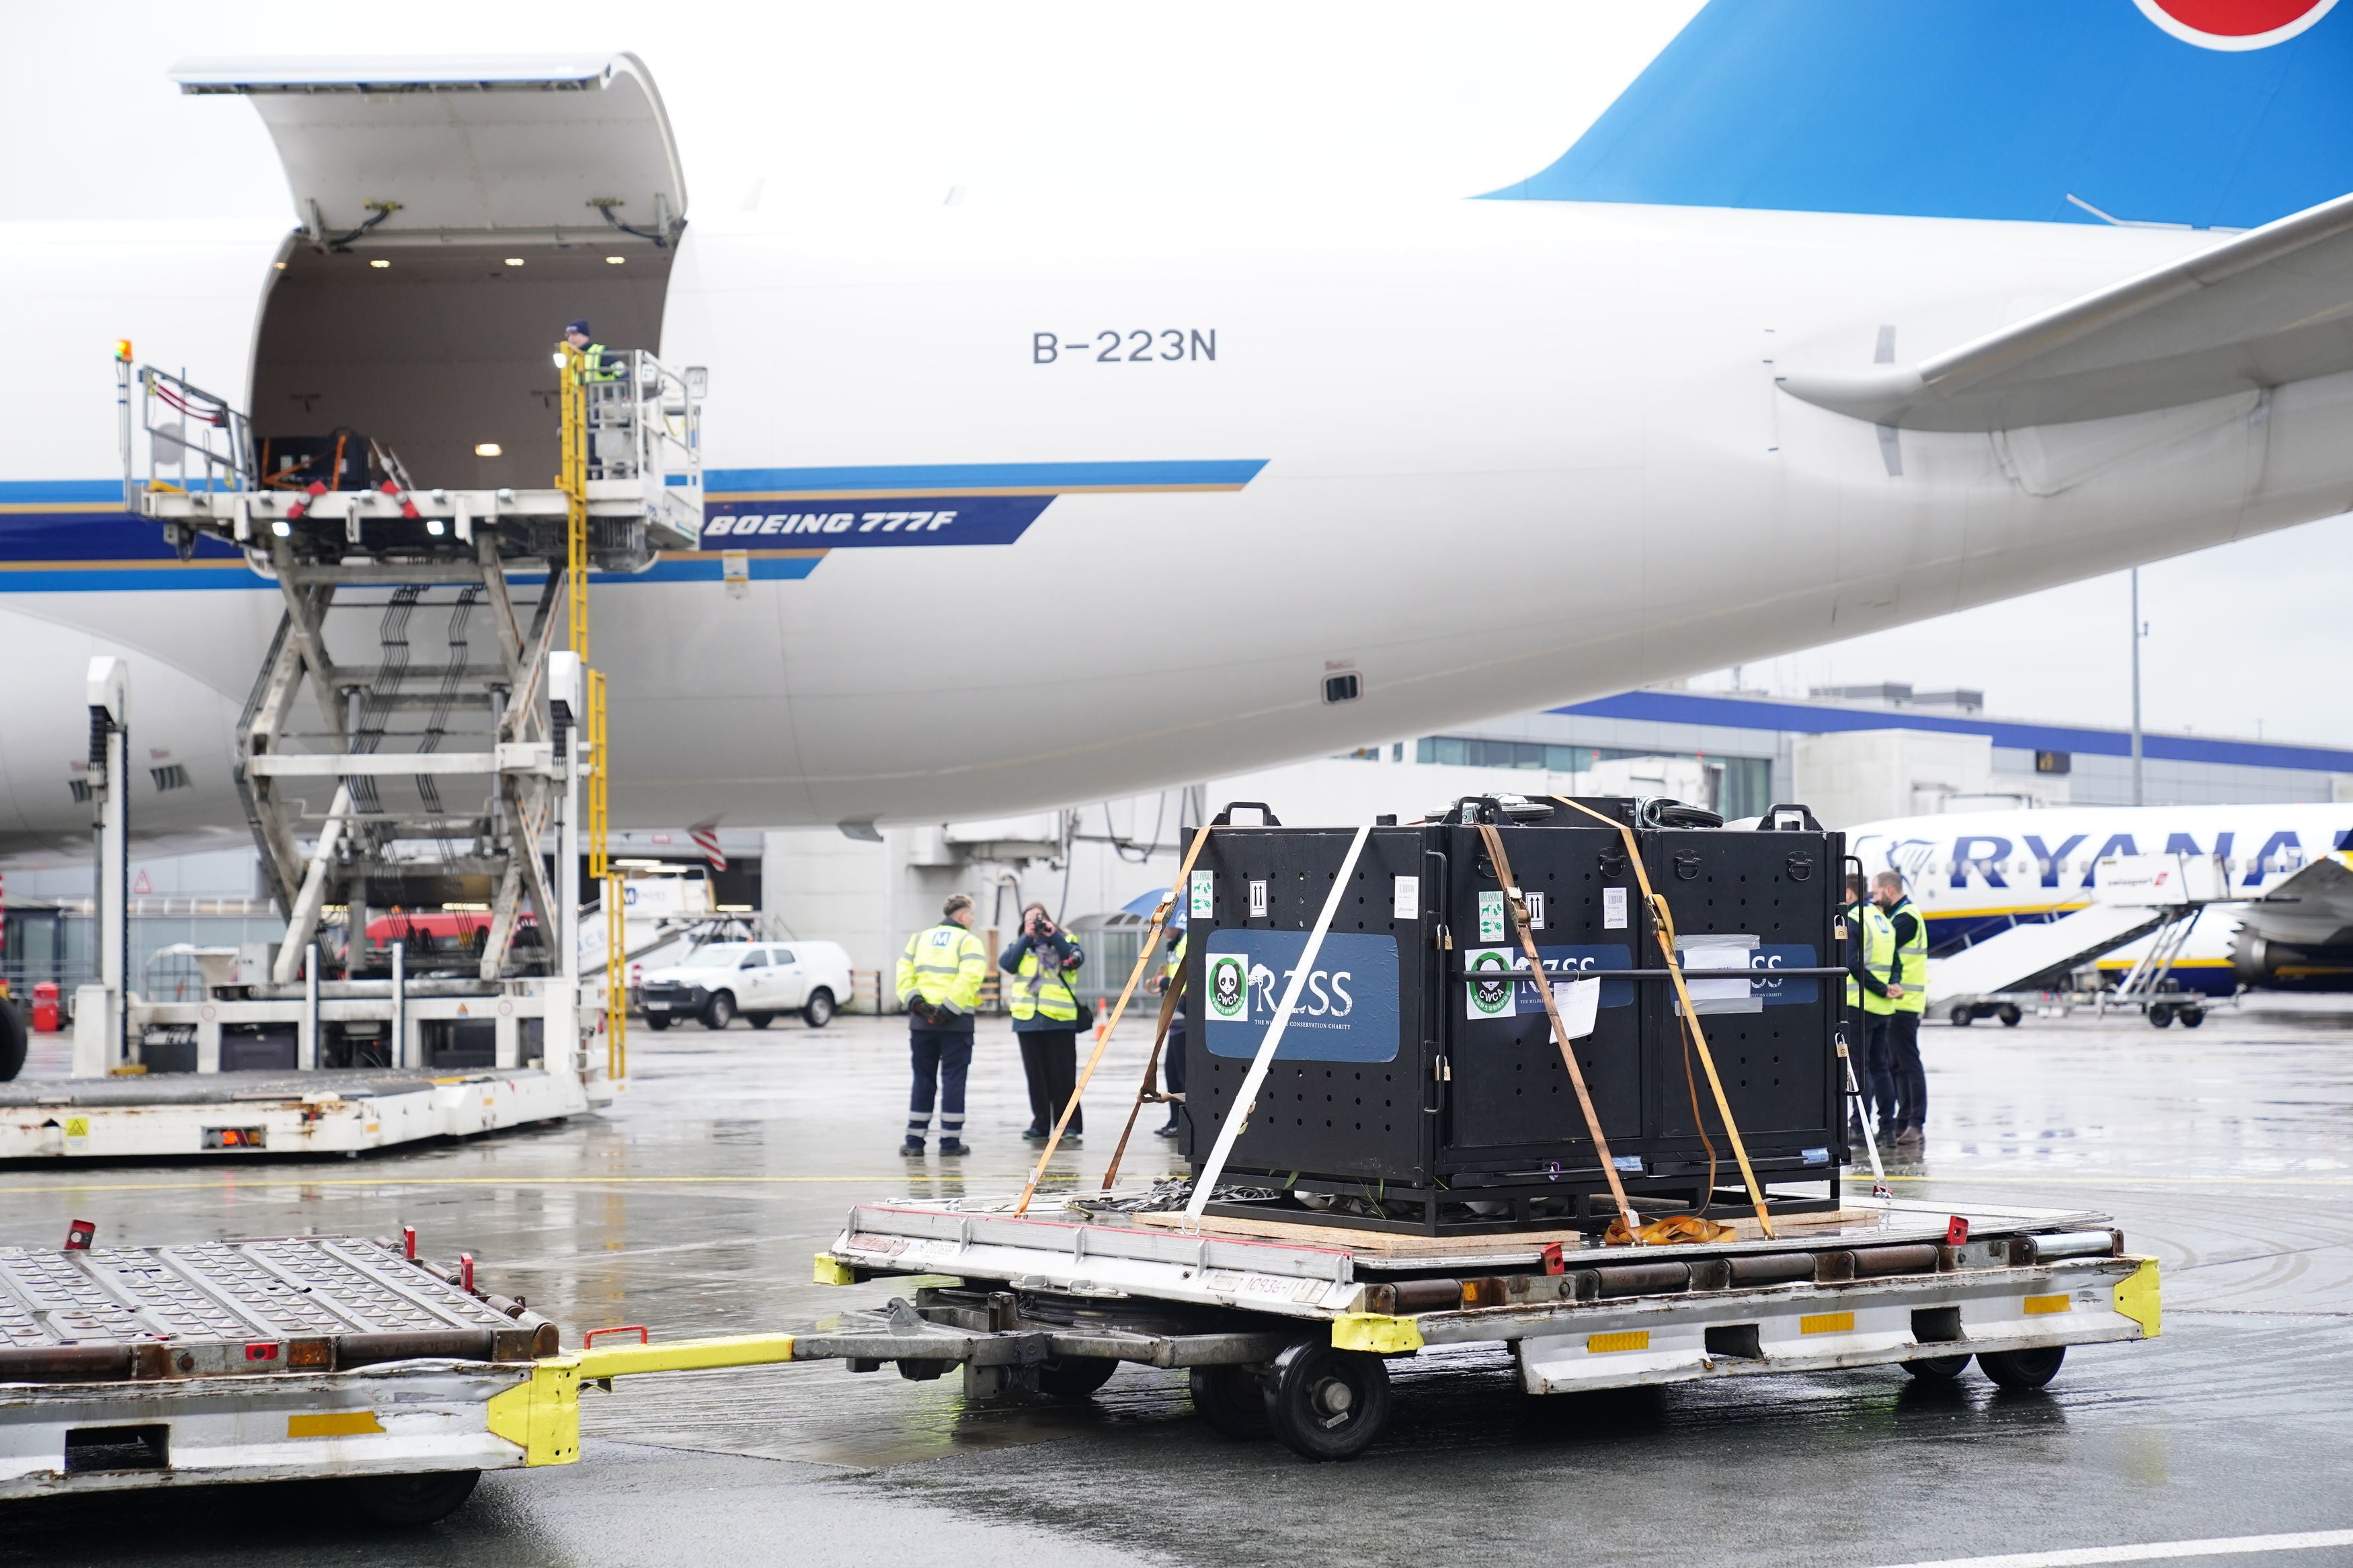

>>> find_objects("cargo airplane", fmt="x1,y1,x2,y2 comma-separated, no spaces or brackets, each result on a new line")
9,1,2353,851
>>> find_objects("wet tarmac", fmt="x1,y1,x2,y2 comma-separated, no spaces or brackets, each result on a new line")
3,1004,2350,1567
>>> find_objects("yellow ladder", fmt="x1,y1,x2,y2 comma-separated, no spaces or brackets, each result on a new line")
559,345,627,1081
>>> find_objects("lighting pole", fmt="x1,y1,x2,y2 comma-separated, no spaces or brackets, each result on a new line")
2129,568,2144,807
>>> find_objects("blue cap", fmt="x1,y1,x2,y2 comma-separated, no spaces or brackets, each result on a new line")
564,319,592,337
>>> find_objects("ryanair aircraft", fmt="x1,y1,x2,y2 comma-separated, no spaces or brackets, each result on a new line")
9,1,2353,849
1849,804,2353,993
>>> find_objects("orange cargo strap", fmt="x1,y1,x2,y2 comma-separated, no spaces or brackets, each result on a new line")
1472,821,1644,1241
1548,796,1777,1238
1100,958,1187,1192
1016,824,1213,1216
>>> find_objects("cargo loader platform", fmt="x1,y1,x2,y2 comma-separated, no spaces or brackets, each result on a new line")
807,1192,2160,1460
0,1066,600,1159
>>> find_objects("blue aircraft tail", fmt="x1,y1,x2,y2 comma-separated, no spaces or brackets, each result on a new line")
1486,0,2353,231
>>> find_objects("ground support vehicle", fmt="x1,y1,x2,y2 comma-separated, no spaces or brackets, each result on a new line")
811,1194,2160,1460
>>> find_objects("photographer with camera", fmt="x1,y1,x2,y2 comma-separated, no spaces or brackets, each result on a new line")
895,893,988,1157
1000,901,1088,1144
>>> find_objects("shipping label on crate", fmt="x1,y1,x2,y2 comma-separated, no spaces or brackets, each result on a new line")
1202,930,1400,1062
1189,870,1215,919
1477,891,1507,943
1464,945,1635,1020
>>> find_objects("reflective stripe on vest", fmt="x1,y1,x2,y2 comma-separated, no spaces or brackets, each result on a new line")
1008,946,1078,1023
1846,903,1900,1014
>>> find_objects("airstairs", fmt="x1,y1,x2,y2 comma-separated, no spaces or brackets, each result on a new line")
1929,854,2229,1029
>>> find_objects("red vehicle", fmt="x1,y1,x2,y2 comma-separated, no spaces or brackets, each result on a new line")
362,910,539,964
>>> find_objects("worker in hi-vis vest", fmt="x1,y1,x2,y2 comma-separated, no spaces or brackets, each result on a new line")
999,901,1087,1144
1154,923,1188,1139
1875,870,1930,1147
896,893,988,1156
562,319,626,382
1844,874,1903,1142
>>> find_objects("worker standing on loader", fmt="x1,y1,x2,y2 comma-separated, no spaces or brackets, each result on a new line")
897,893,988,1157
562,319,627,382
1845,874,1903,1143
1876,869,1929,1149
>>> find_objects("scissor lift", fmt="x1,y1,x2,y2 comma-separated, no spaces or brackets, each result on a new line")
0,347,700,1159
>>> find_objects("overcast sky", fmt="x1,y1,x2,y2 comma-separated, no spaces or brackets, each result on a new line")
8,2,2342,747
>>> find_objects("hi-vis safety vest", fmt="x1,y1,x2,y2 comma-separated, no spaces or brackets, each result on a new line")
1845,903,1900,1016
898,922,986,1016
1887,897,1929,1014
580,343,624,382
1006,940,1081,1024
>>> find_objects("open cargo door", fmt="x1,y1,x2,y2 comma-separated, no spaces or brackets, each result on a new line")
178,54,688,492
171,53,686,246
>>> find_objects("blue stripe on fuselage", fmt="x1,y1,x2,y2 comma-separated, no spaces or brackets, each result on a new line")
1486,0,2353,229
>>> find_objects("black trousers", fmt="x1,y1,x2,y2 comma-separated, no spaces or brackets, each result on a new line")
1161,1028,1187,1122
1863,1014,1896,1131
1019,1030,1082,1134
1886,1009,1927,1132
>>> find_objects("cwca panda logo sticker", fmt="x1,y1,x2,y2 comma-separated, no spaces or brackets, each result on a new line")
2133,0,2338,50
1207,954,1250,1023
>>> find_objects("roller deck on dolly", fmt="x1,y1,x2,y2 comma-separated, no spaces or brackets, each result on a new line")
807,1194,2160,1460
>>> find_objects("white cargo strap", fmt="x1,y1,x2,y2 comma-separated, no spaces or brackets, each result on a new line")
1184,823,1373,1225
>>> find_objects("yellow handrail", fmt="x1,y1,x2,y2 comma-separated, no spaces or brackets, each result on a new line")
559,343,590,661
561,343,623,1080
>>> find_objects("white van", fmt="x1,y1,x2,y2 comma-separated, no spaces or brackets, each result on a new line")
637,940,852,1031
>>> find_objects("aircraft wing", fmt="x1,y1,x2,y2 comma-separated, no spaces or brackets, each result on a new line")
2240,852,2353,948
1779,189,2353,431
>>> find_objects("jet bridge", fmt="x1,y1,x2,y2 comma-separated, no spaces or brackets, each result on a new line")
0,343,701,1158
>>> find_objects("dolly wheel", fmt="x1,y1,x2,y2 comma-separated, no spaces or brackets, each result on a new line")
1035,1354,1120,1401
1189,1363,1272,1440
1979,1345,2067,1390
2178,1007,2205,1028
1903,1352,1972,1381
345,1469,481,1526
1948,1006,1974,1027
1264,1342,1392,1461
1997,1004,2023,1027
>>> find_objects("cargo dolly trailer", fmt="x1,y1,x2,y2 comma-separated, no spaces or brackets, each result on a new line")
812,1196,2161,1460
0,1227,826,1524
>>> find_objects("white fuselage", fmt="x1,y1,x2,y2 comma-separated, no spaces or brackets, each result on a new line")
9,200,2352,846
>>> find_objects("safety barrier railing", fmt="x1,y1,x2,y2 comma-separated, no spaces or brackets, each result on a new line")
116,346,255,509
584,351,704,544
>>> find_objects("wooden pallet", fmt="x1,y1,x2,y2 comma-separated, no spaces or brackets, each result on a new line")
1128,1205,1884,1256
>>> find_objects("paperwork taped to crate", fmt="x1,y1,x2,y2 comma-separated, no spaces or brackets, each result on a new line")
1675,934,1762,1016
1550,976,1601,1039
